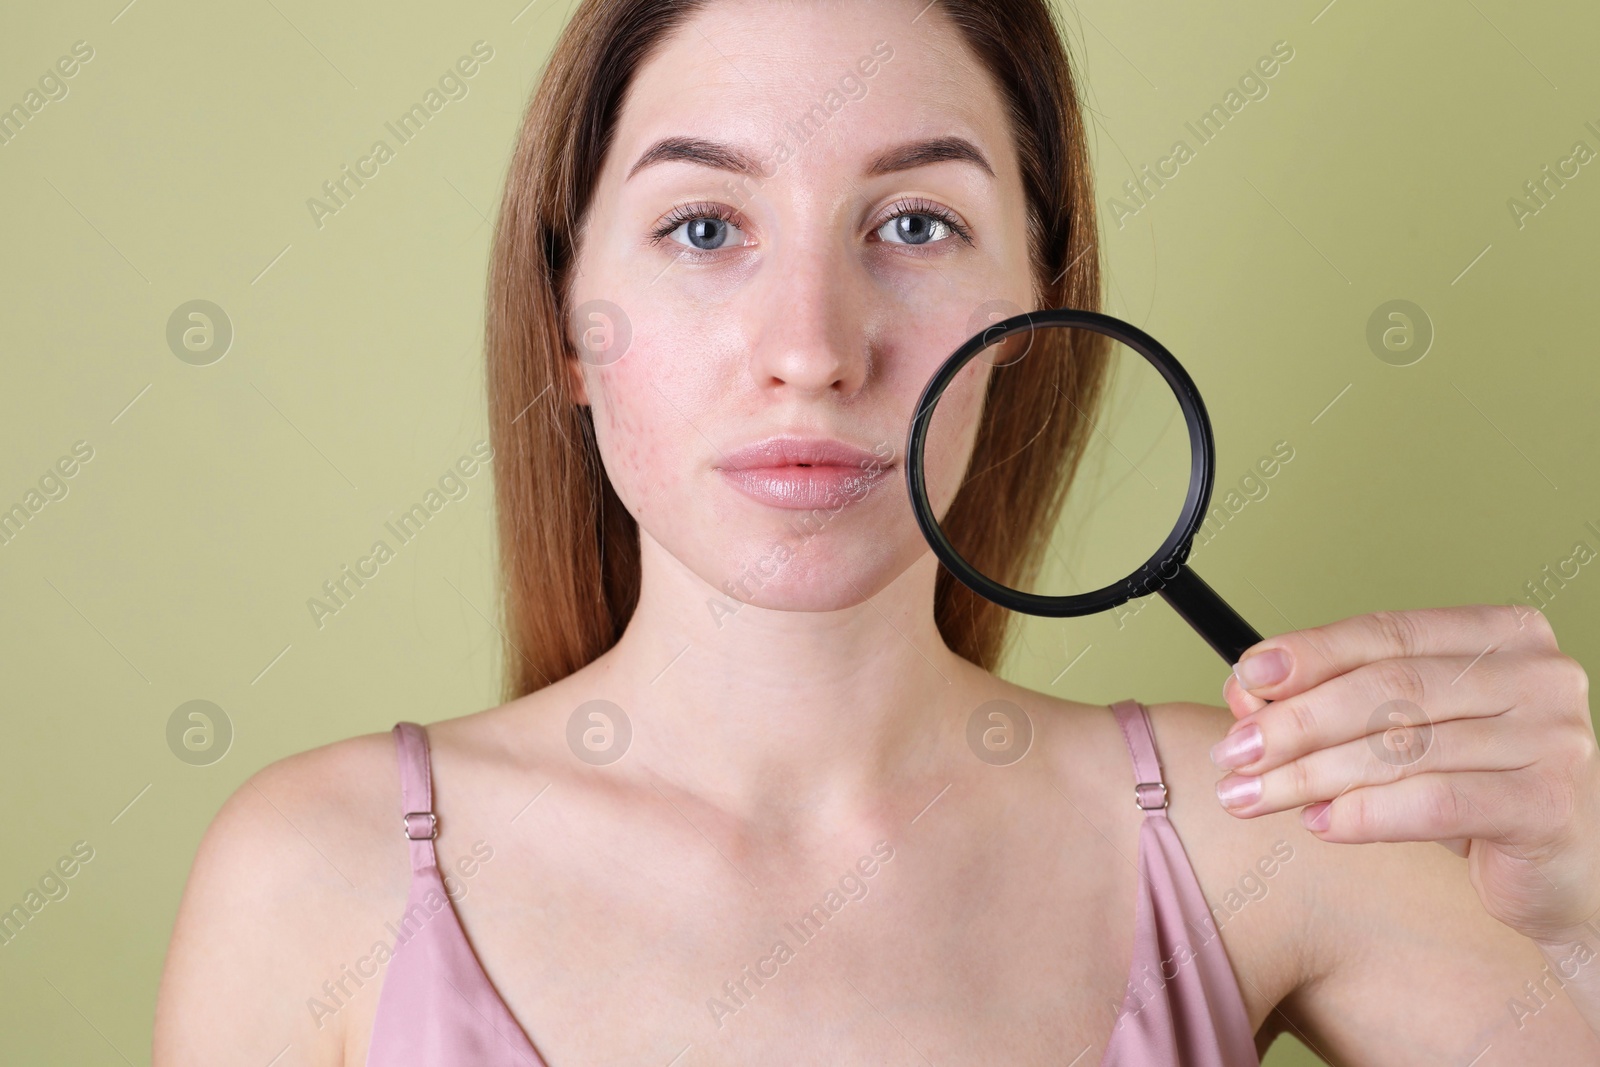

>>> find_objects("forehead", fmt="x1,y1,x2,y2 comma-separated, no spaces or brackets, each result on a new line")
608,0,1015,185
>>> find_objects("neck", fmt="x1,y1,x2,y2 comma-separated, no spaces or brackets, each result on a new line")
584,531,980,829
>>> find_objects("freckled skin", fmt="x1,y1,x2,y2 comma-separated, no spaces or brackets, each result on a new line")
564,0,1033,612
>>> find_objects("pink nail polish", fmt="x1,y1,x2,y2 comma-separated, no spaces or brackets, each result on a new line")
1210,723,1263,770
1216,775,1261,809
1235,648,1290,690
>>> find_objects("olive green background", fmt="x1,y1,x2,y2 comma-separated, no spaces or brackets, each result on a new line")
2,0,1595,1062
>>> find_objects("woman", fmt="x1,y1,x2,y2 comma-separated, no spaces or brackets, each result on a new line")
153,0,1600,1063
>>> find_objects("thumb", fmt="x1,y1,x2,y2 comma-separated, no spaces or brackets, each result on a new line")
1223,670,1269,720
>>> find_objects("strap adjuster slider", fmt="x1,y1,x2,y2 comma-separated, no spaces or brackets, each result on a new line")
1134,781,1168,811
403,811,437,840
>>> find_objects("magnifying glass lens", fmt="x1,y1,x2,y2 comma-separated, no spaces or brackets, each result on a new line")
921,318,1195,601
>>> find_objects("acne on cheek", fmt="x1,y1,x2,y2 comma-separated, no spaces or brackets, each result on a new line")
594,389,645,482
591,371,682,514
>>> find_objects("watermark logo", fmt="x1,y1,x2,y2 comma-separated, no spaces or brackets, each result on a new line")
166,699,233,766
965,699,1033,766
570,299,632,366
1365,698,1433,767
566,699,631,765
1365,299,1432,367
965,298,1036,367
166,300,233,366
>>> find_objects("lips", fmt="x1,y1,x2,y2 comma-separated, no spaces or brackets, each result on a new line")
715,436,894,510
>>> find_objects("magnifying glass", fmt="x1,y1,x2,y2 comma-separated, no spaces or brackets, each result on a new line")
905,307,1264,665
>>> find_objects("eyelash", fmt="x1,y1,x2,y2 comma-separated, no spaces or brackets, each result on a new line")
646,197,973,253
881,197,974,246
647,201,739,248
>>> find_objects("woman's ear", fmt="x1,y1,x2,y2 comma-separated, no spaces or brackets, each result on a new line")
565,354,590,407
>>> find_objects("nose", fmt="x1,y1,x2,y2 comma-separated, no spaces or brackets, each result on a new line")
745,240,870,398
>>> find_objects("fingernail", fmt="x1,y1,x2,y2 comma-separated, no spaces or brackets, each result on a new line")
1216,775,1261,810
1222,671,1237,702
1235,648,1290,690
1210,723,1262,769
1303,801,1331,831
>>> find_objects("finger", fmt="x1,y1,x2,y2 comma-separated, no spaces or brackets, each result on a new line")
1295,770,1542,845
1222,670,1268,719
1439,838,1471,857
1212,715,1539,818
1213,650,1561,772
1230,604,1561,702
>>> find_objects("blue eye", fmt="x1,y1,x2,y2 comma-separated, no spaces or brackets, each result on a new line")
877,212,953,246
874,200,972,247
665,215,747,251
651,203,748,252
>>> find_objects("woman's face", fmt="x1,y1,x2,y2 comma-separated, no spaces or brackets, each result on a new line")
566,0,1035,613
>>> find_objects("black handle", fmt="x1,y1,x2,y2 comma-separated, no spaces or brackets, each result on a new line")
1156,565,1263,665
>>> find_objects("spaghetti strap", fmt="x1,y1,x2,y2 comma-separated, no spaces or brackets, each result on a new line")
1101,699,1261,1065
370,721,550,1065
392,722,439,874
1110,699,1169,816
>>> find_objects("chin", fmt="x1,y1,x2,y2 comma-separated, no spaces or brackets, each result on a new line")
702,532,913,614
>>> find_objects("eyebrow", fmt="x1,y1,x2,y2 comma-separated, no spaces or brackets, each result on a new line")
625,135,995,182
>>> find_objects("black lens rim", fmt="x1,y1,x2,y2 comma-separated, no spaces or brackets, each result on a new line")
905,307,1217,618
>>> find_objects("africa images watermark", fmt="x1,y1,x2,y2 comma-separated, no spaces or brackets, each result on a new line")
1105,40,1295,230
0,40,95,149
1505,919,1600,1031
305,41,495,230
306,837,495,1028
688,39,894,221
0,439,95,549
0,840,96,950
1506,118,1600,231
1111,839,1295,1030
306,440,493,629
705,841,896,1029
1504,517,1600,624
1113,439,1296,631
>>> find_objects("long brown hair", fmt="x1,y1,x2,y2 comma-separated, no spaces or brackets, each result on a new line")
486,0,1108,702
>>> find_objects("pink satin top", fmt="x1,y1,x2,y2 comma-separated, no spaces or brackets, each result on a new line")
366,700,1259,1065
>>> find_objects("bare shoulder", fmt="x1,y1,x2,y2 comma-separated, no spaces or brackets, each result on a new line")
1138,699,1315,907
975,688,1317,1045
154,727,409,1066
414,661,646,807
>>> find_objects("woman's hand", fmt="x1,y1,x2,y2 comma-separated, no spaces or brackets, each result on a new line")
1211,604,1600,950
